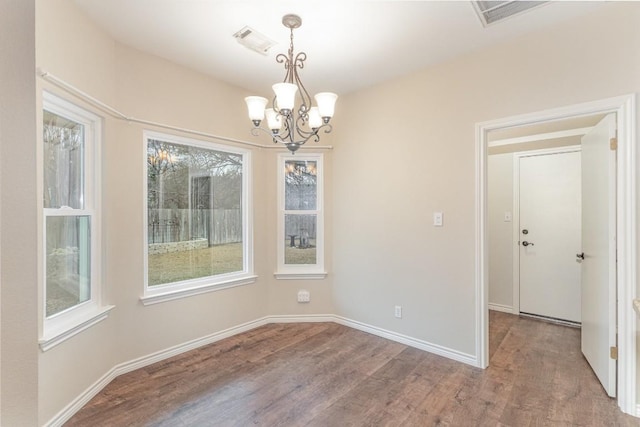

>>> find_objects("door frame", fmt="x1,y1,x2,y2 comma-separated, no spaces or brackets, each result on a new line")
511,145,582,317
475,94,637,416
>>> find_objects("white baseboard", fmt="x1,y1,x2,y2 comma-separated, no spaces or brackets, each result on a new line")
266,314,335,323
45,316,271,427
45,314,477,426
333,315,477,366
45,369,119,427
488,303,513,314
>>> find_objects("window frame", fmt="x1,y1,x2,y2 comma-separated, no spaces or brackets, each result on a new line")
40,91,113,351
275,152,326,279
141,131,255,305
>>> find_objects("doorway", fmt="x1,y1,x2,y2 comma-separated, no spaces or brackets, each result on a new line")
475,95,637,416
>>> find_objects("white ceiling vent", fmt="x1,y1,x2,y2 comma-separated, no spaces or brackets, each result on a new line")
233,26,276,55
472,1,548,27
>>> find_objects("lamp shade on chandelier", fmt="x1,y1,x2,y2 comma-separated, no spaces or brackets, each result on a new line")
244,14,338,153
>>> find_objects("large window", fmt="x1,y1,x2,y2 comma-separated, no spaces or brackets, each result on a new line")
143,132,254,304
41,92,111,350
276,153,325,278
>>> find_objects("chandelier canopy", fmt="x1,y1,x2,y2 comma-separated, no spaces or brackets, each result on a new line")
244,14,337,154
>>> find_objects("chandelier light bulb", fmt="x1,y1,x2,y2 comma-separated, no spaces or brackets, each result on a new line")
314,92,338,121
265,108,282,133
308,107,322,129
272,82,298,113
245,96,268,125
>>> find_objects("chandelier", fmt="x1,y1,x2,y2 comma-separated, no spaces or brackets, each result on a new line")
244,14,338,154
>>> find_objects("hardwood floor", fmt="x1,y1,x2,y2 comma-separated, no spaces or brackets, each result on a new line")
65,312,638,426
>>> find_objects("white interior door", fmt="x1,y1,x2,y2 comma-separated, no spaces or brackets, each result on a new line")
580,113,617,397
519,150,581,323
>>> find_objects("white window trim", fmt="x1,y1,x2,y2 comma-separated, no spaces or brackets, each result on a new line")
275,153,326,278
273,272,327,280
40,91,110,351
39,304,115,351
141,131,254,304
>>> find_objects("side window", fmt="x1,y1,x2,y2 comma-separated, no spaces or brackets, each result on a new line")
276,153,325,278
143,132,254,304
41,92,111,350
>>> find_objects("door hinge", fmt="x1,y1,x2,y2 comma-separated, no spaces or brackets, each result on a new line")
610,346,618,360
610,137,618,151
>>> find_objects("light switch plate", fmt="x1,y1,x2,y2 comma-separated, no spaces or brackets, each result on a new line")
504,211,512,222
433,212,443,227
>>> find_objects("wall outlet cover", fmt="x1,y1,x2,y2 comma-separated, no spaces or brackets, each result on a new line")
394,305,402,318
297,290,310,303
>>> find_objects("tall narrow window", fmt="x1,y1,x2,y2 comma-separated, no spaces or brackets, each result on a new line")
41,92,111,350
143,132,254,304
276,153,325,278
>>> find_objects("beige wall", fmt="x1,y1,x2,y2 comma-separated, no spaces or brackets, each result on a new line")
36,1,119,422
35,1,335,424
19,0,640,423
332,1,640,360
488,153,514,309
1,1,39,425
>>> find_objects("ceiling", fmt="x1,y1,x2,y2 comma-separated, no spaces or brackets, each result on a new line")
73,1,605,97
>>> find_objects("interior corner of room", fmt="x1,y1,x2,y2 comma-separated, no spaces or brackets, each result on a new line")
1,0,639,425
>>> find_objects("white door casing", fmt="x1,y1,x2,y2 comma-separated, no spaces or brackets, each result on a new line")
580,113,617,397
475,94,636,416
518,150,581,323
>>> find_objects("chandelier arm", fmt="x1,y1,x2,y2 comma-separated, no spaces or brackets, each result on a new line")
319,123,333,134
250,123,332,148
275,53,292,83
294,115,314,137
292,52,312,118
250,125,289,145
249,126,270,138
281,113,295,142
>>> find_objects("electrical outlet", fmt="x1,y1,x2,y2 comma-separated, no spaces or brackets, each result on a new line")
297,290,310,303
394,305,402,318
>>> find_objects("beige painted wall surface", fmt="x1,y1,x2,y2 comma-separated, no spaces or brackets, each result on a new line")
1,1,39,425
36,0,116,106
488,153,513,309
36,0,120,423
36,1,335,423
332,2,640,359
27,0,640,422
37,12,272,426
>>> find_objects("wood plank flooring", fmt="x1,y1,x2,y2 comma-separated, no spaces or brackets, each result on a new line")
65,312,638,426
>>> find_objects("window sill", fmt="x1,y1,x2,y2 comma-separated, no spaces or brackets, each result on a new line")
140,275,258,306
274,271,328,280
39,305,115,352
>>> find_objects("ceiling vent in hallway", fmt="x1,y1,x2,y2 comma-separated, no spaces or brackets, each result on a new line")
233,26,276,55
472,1,548,27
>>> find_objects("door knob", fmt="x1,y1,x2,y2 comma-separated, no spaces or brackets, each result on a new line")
522,241,534,247
576,252,585,260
